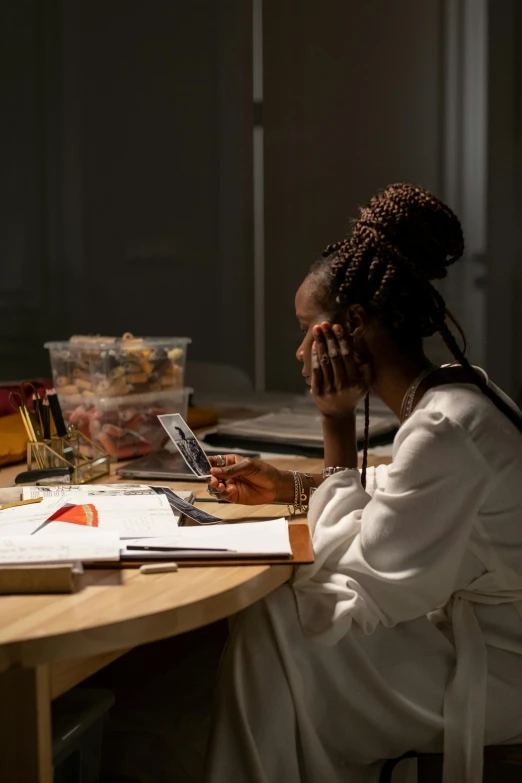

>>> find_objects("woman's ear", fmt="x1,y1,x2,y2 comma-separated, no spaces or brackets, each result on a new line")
344,304,368,340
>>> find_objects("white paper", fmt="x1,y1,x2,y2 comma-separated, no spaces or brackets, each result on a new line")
23,484,193,501
0,498,67,537
122,518,292,558
36,522,104,537
96,509,181,537
20,487,187,536
0,533,120,564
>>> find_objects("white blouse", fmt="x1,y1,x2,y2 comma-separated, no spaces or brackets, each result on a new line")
294,379,522,783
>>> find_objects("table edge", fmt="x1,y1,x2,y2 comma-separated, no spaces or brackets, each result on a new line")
0,564,292,672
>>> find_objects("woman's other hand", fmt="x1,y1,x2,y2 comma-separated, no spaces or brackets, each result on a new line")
208,455,290,505
311,322,367,419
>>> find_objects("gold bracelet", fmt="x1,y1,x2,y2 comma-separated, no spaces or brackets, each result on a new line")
287,471,309,516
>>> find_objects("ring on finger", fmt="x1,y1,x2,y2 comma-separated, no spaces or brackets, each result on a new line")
320,353,330,365
215,454,226,467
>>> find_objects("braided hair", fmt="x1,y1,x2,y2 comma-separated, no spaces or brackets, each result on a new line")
314,183,522,487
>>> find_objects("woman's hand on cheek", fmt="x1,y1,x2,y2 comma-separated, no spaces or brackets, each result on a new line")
310,322,368,419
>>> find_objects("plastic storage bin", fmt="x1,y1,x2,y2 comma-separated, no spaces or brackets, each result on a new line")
45,336,191,460
53,687,115,783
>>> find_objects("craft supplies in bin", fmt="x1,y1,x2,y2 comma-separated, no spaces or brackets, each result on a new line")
66,387,191,459
45,334,192,459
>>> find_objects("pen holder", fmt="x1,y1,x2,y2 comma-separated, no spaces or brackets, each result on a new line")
27,429,110,484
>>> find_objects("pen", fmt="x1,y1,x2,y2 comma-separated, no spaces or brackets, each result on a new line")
126,545,235,553
194,498,230,504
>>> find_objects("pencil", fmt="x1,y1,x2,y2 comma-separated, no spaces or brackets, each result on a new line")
18,407,33,441
21,405,38,443
127,545,234,552
47,389,67,438
20,406,44,467
0,497,43,511
41,397,51,440
29,394,43,442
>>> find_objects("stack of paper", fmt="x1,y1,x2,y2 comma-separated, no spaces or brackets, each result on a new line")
212,410,397,449
22,485,191,535
0,533,120,564
122,518,292,560
0,485,293,565
0,485,190,565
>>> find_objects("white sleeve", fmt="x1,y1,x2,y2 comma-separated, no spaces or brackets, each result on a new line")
362,464,389,497
294,410,490,644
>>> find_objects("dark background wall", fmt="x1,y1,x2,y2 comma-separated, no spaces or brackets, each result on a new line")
0,1,521,400
0,0,253,380
263,0,444,391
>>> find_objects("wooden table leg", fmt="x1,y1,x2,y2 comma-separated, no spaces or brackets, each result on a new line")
0,665,53,782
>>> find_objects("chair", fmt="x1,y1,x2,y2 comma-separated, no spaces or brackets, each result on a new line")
53,687,115,783
379,746,522,782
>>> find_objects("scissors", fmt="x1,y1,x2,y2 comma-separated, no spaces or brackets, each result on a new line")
9,382,43,441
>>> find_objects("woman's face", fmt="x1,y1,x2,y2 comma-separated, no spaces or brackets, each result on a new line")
295,276,333,385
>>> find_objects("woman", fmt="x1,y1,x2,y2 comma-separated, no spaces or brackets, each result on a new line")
203,184,522,783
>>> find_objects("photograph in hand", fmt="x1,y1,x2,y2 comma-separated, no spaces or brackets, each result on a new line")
158,414,212,477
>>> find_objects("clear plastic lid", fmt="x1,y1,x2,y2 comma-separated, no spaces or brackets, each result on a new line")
45,336,192,351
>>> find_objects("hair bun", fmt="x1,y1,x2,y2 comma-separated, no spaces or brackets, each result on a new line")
357,183,465,282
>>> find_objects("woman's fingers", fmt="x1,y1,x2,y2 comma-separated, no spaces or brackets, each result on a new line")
332,324,351,357
210,457,255,480
208,486,236,502
208,454,240,468
332,324,364,382
311,341,322,396
313,326,333,391
321,323,347,389
208,475,234,495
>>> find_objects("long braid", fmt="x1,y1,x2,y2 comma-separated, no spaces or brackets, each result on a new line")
312,183,522,438
361,392,370,489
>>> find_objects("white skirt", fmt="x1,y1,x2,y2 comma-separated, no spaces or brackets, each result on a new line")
204,585,522,783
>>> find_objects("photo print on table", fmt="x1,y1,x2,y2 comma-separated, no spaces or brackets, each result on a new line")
151,486,222,525
158,414,212,478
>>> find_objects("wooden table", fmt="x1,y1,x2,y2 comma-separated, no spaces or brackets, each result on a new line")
0,456,324,783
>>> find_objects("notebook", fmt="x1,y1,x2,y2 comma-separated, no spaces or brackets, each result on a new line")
121,517,293,560
205,410,397,454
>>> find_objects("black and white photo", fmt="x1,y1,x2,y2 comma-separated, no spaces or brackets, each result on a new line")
151,486,222,526
158,414,212,477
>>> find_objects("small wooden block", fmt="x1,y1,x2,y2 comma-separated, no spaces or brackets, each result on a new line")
0,564,81,594
140,563,179,574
